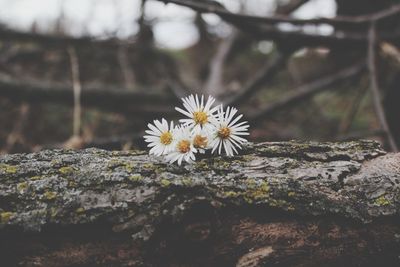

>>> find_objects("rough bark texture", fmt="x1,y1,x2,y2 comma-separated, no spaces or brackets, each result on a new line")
0,140,399,266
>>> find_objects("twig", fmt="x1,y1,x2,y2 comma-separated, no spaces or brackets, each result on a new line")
67,46,82,137
117,44,135,90
248,61,365,123
204,30,238,96
367,22,398,152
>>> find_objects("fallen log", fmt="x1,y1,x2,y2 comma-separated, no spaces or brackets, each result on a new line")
0,140,399,266
0,77,177,116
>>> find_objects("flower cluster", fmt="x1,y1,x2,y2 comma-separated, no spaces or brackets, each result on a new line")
144,94,249,165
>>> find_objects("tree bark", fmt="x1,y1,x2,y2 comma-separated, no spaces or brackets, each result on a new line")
0,140,399,266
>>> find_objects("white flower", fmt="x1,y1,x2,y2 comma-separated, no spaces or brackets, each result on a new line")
210,106,250,157
143,119,175,156
192,128,212,154
175,94,220,133
165,126,197,165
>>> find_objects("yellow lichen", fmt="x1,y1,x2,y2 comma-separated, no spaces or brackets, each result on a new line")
374,196,390,206
287,206,295,211
0,164,17,174
59,166,74,174
30,175,43,181
0,212,14,223
68,181,77,188
43,191,57,201
142,163,153,169
195,161,209,170
241,179,275,204
160,179,171,187
17,182,28,193
76,207,85,214
124,163,134,173
50,207,58,218
129,174,142,182
181,178,193,186
224,191,239,198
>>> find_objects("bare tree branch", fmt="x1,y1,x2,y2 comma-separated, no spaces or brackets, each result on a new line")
0,77,177,115
204,30,238,96
117,44,136,90
248,61,366,123
0,27,131,48
157,0,400,48
223,52,289,106
338,83,368,135
67,46,82,137
206,0,308,99
367,22,398,152
276,0,311,15
159,0,400,27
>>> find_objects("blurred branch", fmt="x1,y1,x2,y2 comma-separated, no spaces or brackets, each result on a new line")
248,61,366,123
338,83,368,135
204,0,308,97
223,52,289,106
276,0,310,14
0,27,133,48
117,44,136,90
67,46,82,137
40,133,144,151
157,0,400,47
380,42,400,66
204,30,238,96
158,0,400,27
0,77,177,116
367,22,398,152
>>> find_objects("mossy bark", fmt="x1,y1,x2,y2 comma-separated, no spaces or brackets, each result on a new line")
0,140,399,266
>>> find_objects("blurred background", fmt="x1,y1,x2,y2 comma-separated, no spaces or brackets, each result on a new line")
0,0,399,154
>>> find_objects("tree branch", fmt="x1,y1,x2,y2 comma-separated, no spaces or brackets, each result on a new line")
276,0,311,15
223,52,289,106
367,22,398,152
0,77,177,116
248,61,365,123
158,0,400,27
157,0,400,48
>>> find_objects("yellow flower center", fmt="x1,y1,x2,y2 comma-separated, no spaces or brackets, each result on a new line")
160,131,173,145
193,135,208,149
177,140,191,153
218,127,231,139
193,111,208,125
